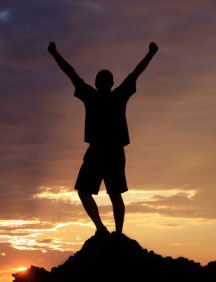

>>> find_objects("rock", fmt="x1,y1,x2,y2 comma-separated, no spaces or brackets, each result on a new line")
12,232,214,282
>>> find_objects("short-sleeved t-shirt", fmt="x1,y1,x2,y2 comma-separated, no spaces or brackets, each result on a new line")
74,72,137,147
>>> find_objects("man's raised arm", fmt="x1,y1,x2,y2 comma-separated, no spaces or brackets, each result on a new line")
132,42,159,80
48,41,82,87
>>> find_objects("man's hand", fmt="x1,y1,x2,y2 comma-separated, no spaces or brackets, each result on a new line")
149,42,159,55
48,42,82,87
132,41,159,79
48,41,57,55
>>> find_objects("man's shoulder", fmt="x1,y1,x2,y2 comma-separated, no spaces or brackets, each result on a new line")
112,72,137,97
74,80,97,101
75,79,96,91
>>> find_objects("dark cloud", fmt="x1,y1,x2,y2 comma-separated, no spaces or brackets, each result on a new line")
0,196,87,222
36,238,52,244
124,190,216,220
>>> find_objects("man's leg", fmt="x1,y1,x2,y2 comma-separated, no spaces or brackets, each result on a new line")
109,193,125,233
78,191,104,231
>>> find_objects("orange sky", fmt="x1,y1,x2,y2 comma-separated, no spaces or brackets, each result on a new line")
0,0,216,281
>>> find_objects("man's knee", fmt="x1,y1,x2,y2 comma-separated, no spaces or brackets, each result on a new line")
78,190,83,197
78,190,91,199
109,193,123,204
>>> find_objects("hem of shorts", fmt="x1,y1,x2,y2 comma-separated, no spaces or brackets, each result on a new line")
107,189,128,195
74,187,99,195
84,140,129,147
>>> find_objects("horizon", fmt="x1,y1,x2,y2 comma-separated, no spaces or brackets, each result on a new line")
1,0,216,281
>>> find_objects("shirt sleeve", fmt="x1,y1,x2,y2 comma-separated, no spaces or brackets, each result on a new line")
74,79,95,102
117,72,137,100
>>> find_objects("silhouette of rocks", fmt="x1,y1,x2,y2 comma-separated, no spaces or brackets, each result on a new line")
12,232,216,282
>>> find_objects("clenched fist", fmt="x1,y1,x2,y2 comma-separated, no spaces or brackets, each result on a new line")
149,42,158,55
48,41,57,54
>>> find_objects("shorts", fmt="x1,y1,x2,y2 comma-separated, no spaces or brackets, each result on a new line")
74,145,128,195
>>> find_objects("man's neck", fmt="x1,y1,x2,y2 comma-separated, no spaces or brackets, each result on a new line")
97,89,111,95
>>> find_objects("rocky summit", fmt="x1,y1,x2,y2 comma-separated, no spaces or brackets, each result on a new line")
12,232,216,282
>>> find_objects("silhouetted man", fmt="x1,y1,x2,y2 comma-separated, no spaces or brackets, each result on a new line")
48,41,158,236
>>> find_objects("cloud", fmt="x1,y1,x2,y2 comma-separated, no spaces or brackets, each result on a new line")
0,219,93,257
125,189,216,221
0,196,87,222
0,184,215,225
147,223,182,229
36,239,52,243
0,241,73,273
0,9,9,21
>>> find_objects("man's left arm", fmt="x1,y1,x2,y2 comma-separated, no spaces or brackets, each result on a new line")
132,42,159,80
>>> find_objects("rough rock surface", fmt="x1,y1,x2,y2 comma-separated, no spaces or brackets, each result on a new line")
12,232,216,282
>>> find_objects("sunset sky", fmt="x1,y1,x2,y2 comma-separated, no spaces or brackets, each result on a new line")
1,0,216,281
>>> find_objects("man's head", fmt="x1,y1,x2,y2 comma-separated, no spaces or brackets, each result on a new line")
95,70,114,92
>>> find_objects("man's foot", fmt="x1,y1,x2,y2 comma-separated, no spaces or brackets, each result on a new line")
110,231,125,237
94,226,110,238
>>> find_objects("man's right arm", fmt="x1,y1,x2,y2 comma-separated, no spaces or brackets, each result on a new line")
132,42,159,80
48,42,82,87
